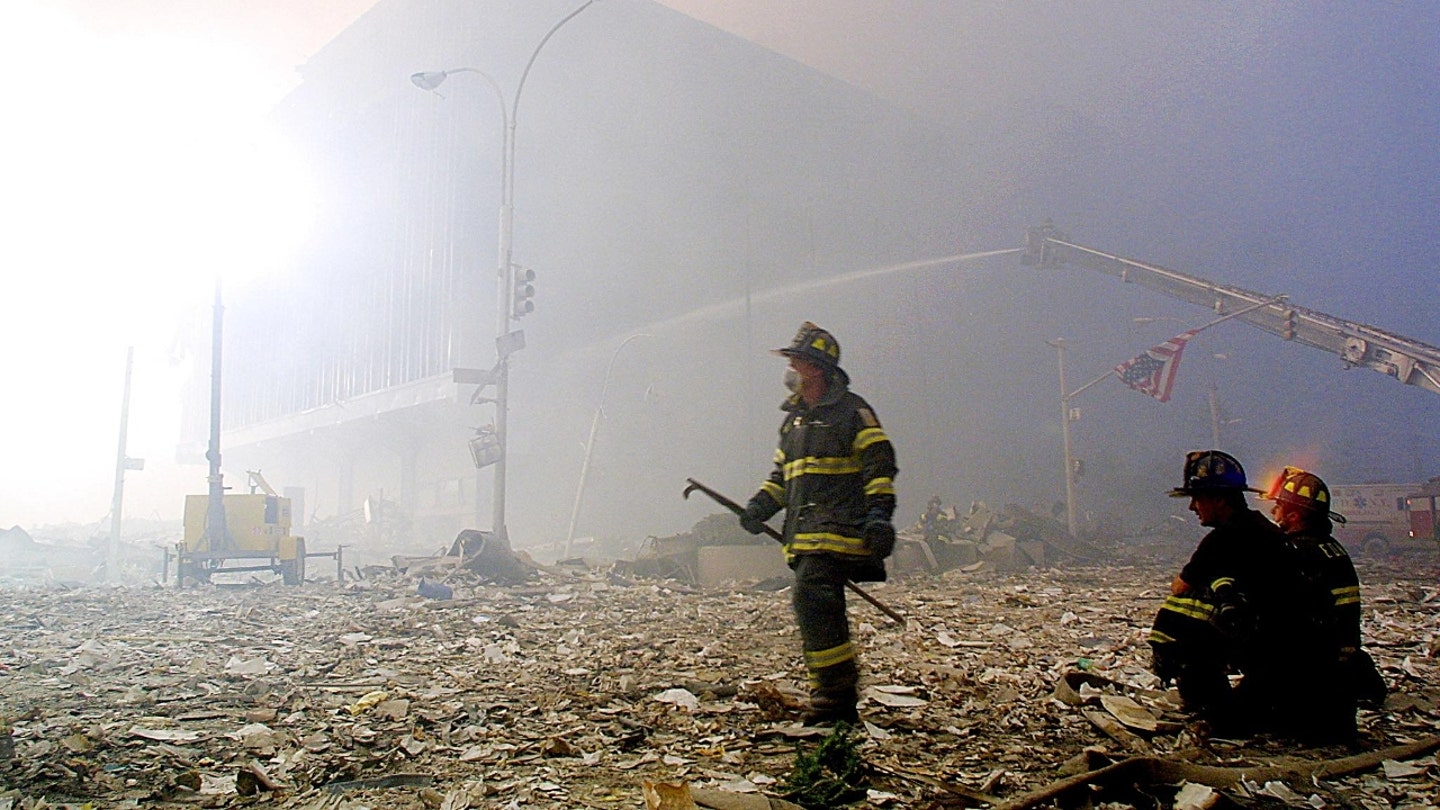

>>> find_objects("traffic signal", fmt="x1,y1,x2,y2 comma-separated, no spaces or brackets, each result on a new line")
512,266,536,319
1282,309,1296,340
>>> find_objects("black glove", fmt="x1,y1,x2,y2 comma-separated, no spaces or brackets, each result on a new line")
863,517,896,559
739,501,770,535
1212,591,1254,639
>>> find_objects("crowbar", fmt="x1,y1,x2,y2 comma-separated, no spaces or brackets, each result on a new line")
682,477,906,627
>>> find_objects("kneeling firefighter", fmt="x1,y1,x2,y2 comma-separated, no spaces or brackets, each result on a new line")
1261,466,1387,742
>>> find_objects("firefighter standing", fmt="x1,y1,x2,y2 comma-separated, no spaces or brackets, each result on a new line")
920,496,945,543
1148,450,1293,735
1260,466,1386,742
739,322,898,726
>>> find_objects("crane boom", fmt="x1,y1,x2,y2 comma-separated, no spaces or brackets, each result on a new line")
1021,222,1440,397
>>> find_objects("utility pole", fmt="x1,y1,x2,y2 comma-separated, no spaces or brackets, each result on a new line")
203,281,229,553
107,347,143,582
1049,339,1079,539
1049,338,1118,540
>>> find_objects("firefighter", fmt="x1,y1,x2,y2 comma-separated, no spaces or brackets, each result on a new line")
1260,466,1387,742
920,495,945,543
1147,450,1292,735
738,321,898,726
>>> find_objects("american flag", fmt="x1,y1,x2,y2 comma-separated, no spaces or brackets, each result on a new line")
1113,329,1200,403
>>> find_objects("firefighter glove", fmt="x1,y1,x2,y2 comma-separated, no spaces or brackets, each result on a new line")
1206,580,1253,638
739,500,771,535
864,515,896,559
1213,595,1254,639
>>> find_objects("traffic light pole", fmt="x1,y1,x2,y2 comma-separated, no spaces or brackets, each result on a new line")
493,0,595,544
414,2,595,543
493,115,513,542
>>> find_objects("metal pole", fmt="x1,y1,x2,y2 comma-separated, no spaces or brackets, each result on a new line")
1050,339,1079,538
106,346,134,582
493,95,513,540
204,281,228,551
563,333,651,557
413,2,596,543
492,0,595,545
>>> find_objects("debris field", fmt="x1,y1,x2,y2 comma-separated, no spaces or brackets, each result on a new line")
1,548,1438,809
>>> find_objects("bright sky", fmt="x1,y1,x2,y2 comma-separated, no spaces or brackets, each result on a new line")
0,1,367,530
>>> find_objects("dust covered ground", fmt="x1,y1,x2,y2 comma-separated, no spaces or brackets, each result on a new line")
1,548,1437,809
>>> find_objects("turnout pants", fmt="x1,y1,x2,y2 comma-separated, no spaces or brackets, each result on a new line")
792,554,860,712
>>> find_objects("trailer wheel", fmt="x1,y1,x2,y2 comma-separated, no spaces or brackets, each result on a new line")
281,538,307,586
1360,533,1390,558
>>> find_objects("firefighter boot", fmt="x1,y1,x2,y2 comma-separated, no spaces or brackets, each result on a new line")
802,659,860,727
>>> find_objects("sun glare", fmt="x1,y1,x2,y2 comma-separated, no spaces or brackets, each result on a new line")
3,2,316,339
0,1,317,526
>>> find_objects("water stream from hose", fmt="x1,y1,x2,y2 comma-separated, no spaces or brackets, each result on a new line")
605,247,1023,342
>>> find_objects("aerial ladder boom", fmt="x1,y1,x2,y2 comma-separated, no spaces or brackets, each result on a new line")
1022,222,1440,397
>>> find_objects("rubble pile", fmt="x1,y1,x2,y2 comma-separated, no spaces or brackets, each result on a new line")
894,501,1110,575
618,515,786,587
1,559,1437,809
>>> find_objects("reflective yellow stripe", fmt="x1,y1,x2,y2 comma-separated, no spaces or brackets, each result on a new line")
1148,630,1177,644
1209,577,1235,591
787,532,868,556
772,448,786,464
854,427,888,451
782,456,862,479
760,481,784,501
865,476,895,497
1159,594,1216,621
1332,585,1361,606
808,457,863,475
805,642,856,671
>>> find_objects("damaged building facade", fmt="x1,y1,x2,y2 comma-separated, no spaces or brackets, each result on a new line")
194,0,980,560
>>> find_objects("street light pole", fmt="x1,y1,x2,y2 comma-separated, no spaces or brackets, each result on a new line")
563,332,652,559
412,0,596,543
1049,339,1079,539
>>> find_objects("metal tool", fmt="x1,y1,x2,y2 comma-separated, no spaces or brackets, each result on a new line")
682,477,905,626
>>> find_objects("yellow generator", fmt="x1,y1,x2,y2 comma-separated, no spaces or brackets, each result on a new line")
175,473,311,585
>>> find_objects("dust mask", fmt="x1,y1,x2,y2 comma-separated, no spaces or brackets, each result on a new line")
783,367,801,392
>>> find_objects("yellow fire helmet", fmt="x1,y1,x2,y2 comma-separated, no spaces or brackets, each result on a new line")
1260,466,1348,524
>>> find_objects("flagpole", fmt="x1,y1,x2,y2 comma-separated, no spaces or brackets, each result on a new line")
1048,295,1287,539
1069,368,1117,400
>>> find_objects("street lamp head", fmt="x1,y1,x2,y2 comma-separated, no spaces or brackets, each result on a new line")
410,71,449,91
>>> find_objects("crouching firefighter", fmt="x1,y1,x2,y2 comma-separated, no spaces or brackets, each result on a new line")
1147,450,1292,735
739,322,898,726
1260,466,1387,742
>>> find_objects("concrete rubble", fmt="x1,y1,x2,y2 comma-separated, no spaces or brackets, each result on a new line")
1,531,1437,809
626,502,1106,589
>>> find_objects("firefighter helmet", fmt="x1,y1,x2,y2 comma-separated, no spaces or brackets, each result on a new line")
772,321,844,375
1261,466,1348,523
1168,450,1263,497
